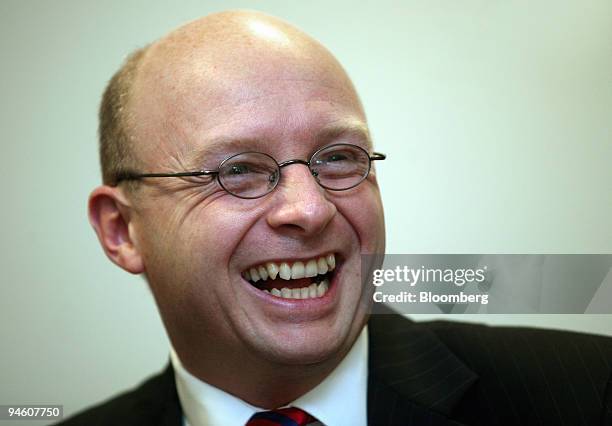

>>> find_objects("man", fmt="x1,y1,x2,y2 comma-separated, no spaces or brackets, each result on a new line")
62,10,612,426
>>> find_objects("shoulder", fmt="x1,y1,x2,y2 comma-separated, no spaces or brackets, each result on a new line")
421,318,612,378
369,313,612,425
56,363,181,426
423,317,612,350
432,320,612,425
370,312,612,365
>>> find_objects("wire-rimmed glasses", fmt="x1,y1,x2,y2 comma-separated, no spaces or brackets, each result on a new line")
114,143,386,199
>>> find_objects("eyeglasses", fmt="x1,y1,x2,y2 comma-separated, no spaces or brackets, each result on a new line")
114,143,386,199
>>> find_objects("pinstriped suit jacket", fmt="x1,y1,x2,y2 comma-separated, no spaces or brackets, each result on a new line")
60,310,612,426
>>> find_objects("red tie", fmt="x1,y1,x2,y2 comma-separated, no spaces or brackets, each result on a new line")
246,407,315,426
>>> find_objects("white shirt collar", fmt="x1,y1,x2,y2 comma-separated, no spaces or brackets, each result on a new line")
171,326,368,426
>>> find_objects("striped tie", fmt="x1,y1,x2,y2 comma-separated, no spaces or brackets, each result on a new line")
246,407,315,426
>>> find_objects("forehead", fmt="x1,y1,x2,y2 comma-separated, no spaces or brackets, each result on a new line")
181,121,372,169
129,20,367,168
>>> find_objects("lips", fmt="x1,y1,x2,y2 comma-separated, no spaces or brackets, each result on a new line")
242,253,337,299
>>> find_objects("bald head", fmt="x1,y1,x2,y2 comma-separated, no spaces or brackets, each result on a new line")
145,11,336,75
100,10,365,186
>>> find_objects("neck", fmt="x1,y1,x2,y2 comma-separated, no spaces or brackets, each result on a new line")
176,345,350,408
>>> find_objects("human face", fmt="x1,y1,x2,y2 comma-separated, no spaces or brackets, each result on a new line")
128,39,385,370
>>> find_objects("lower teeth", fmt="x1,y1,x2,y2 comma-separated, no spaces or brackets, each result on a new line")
264,279,329,299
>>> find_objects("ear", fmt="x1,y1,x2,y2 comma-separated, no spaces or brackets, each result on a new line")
88,185,144,274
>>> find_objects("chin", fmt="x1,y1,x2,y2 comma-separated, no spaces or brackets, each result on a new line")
249,318,361,366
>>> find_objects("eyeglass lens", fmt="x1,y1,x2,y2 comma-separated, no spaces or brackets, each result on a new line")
217,144,371,199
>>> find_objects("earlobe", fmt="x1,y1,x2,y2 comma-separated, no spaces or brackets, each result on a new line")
88,186,144,274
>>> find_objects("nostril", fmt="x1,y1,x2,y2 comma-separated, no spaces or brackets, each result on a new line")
284,224,303,232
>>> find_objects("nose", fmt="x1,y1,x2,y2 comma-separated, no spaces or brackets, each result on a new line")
266,163,337,236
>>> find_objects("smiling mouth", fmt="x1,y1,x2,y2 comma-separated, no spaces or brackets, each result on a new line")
242,253,337,300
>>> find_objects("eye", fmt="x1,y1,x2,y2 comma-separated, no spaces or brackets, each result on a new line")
218,152,280,198
327,153,349,162
316,149,356,165
309,144,371,189
228,164,252,175
313,152,351,166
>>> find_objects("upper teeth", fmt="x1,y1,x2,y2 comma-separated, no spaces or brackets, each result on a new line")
243,254,336,282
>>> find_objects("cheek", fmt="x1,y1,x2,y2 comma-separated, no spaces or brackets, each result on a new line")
176,208,258,272
335,188,386,253
136,200,259,284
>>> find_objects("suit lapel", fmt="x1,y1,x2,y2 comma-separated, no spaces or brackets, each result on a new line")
367,309,477,425
367,375,467,426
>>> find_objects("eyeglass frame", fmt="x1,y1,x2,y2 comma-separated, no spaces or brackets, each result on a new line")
113,143,386,199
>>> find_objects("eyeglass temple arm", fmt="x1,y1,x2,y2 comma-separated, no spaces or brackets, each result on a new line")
114,170,218,184
370,152,386,161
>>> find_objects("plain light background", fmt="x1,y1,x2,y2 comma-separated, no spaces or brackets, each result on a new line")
1,0,610,422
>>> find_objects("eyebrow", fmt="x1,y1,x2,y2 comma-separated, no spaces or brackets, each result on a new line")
182,122,372,171
317,122,372,147
182,138,261,170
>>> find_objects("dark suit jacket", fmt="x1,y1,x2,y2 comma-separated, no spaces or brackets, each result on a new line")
59,311,612,426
